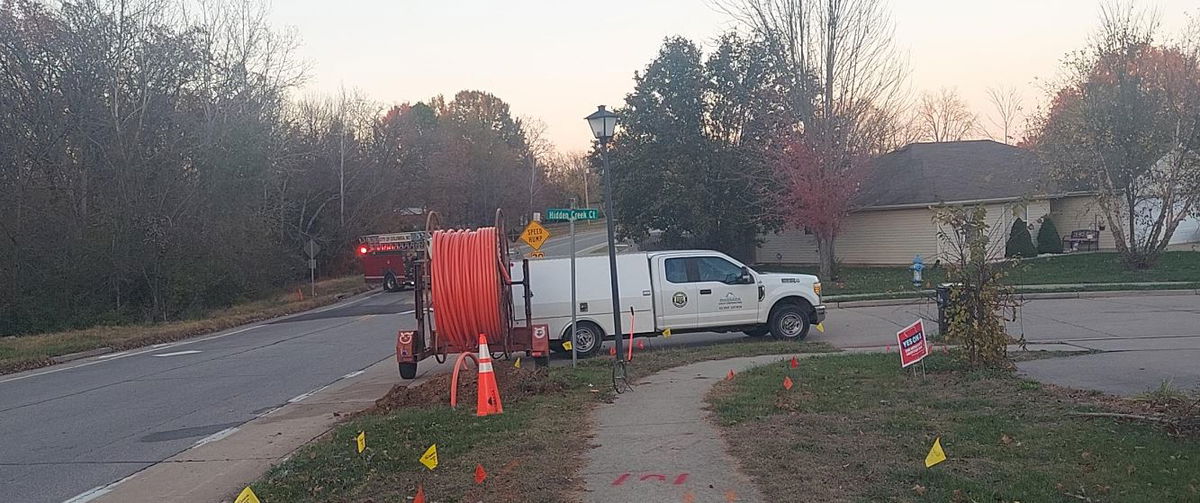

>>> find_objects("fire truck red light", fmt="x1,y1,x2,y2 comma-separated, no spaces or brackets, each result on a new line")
358,246,368,254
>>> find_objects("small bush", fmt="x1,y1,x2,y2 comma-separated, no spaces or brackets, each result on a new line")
1037,217,1063,254
1005,218,1037,258
935,206,1018,368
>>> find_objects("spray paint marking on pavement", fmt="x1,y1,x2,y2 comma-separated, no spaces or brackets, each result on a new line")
611,473,690,486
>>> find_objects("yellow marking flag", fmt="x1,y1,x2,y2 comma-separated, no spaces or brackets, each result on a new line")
513,357,521,369
419,443,439,470
234,487,261,503
925,438,947,468
562,340,573,351
815,323,825,333
662,328,672,338
356,431,366,453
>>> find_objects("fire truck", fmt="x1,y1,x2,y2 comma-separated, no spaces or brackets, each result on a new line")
356,232,428,292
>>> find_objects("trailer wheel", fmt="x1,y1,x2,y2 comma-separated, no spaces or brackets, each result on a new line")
383,273,399,292
569,321,604,358
398,362,417,379
769,303,811,340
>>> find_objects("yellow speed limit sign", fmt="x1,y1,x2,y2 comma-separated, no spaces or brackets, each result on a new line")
520,220,550,250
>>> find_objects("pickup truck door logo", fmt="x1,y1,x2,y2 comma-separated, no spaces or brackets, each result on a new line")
717,292,743,310
672,291,688,308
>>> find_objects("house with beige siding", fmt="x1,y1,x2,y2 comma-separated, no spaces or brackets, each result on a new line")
757,140,1128,266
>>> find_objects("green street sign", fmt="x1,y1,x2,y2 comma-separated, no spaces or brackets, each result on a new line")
546,208,599,221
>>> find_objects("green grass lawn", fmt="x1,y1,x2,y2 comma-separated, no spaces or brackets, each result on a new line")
708,352,1200,502
759,251,1200,296
248,340,833,503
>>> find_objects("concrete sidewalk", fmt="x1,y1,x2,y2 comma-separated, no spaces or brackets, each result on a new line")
582,355,798,503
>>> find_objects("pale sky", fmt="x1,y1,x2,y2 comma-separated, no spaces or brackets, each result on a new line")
271,0,1197,152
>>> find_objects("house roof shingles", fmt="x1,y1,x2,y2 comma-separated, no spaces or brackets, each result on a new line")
856,140,1055,209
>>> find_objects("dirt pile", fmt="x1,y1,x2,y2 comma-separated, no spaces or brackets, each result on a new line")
369,361,565,414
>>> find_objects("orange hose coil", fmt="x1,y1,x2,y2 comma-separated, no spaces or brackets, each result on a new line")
431,227,503,348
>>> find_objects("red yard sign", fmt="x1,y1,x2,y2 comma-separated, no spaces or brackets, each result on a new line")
896,320,929,368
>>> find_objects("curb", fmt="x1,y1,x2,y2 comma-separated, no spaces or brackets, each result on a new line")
1015,289,1200,301
50,347,114,364
827,288,1200,309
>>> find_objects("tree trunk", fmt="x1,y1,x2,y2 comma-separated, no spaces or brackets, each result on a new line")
816,235,836,281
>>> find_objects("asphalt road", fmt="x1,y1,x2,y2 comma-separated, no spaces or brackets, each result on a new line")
0,291,415,503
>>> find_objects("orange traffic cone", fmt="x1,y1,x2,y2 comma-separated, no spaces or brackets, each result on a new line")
726,369,735,380
414,484,425,503
609,346,617,356
789,356,799,368
476,334,504,416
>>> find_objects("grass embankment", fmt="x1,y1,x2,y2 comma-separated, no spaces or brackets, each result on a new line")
0,275,372,375
760,251,1200,297
708,352,1200,502
249,339,834,503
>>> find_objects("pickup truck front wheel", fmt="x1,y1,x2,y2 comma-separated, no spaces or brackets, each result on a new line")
769,304,810,340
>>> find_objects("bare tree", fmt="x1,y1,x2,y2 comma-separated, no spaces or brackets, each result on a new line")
916,87,978,142
717,0,909,280
1029,2,1200,268
985,85,1024,144
520,117,554,217
545,151,598,208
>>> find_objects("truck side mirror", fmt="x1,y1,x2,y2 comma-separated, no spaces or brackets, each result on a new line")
739,266,753,284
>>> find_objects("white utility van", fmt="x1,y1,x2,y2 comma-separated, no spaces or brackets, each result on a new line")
510,250,825,357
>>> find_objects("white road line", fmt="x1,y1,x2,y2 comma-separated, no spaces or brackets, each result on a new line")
61,485,111,503
342,370,366,379
255,405,284,418
153,350,202,357
61,472,140,503
96,351,128,359
288,381,338,404
193,426,239,448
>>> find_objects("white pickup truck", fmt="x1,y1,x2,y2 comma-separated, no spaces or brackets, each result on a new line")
511,250,825,357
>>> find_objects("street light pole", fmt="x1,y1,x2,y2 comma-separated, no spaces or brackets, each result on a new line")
598,142,624,362
585,105,624,363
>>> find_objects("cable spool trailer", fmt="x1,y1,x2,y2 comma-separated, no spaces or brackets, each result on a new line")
395,210,550,379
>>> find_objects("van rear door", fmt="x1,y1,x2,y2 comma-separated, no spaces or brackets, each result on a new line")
654,255,698,330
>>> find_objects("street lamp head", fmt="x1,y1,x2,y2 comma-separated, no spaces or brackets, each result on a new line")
585,105,618,143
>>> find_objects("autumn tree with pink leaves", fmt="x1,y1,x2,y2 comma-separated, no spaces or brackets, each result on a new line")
774,134,865,281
